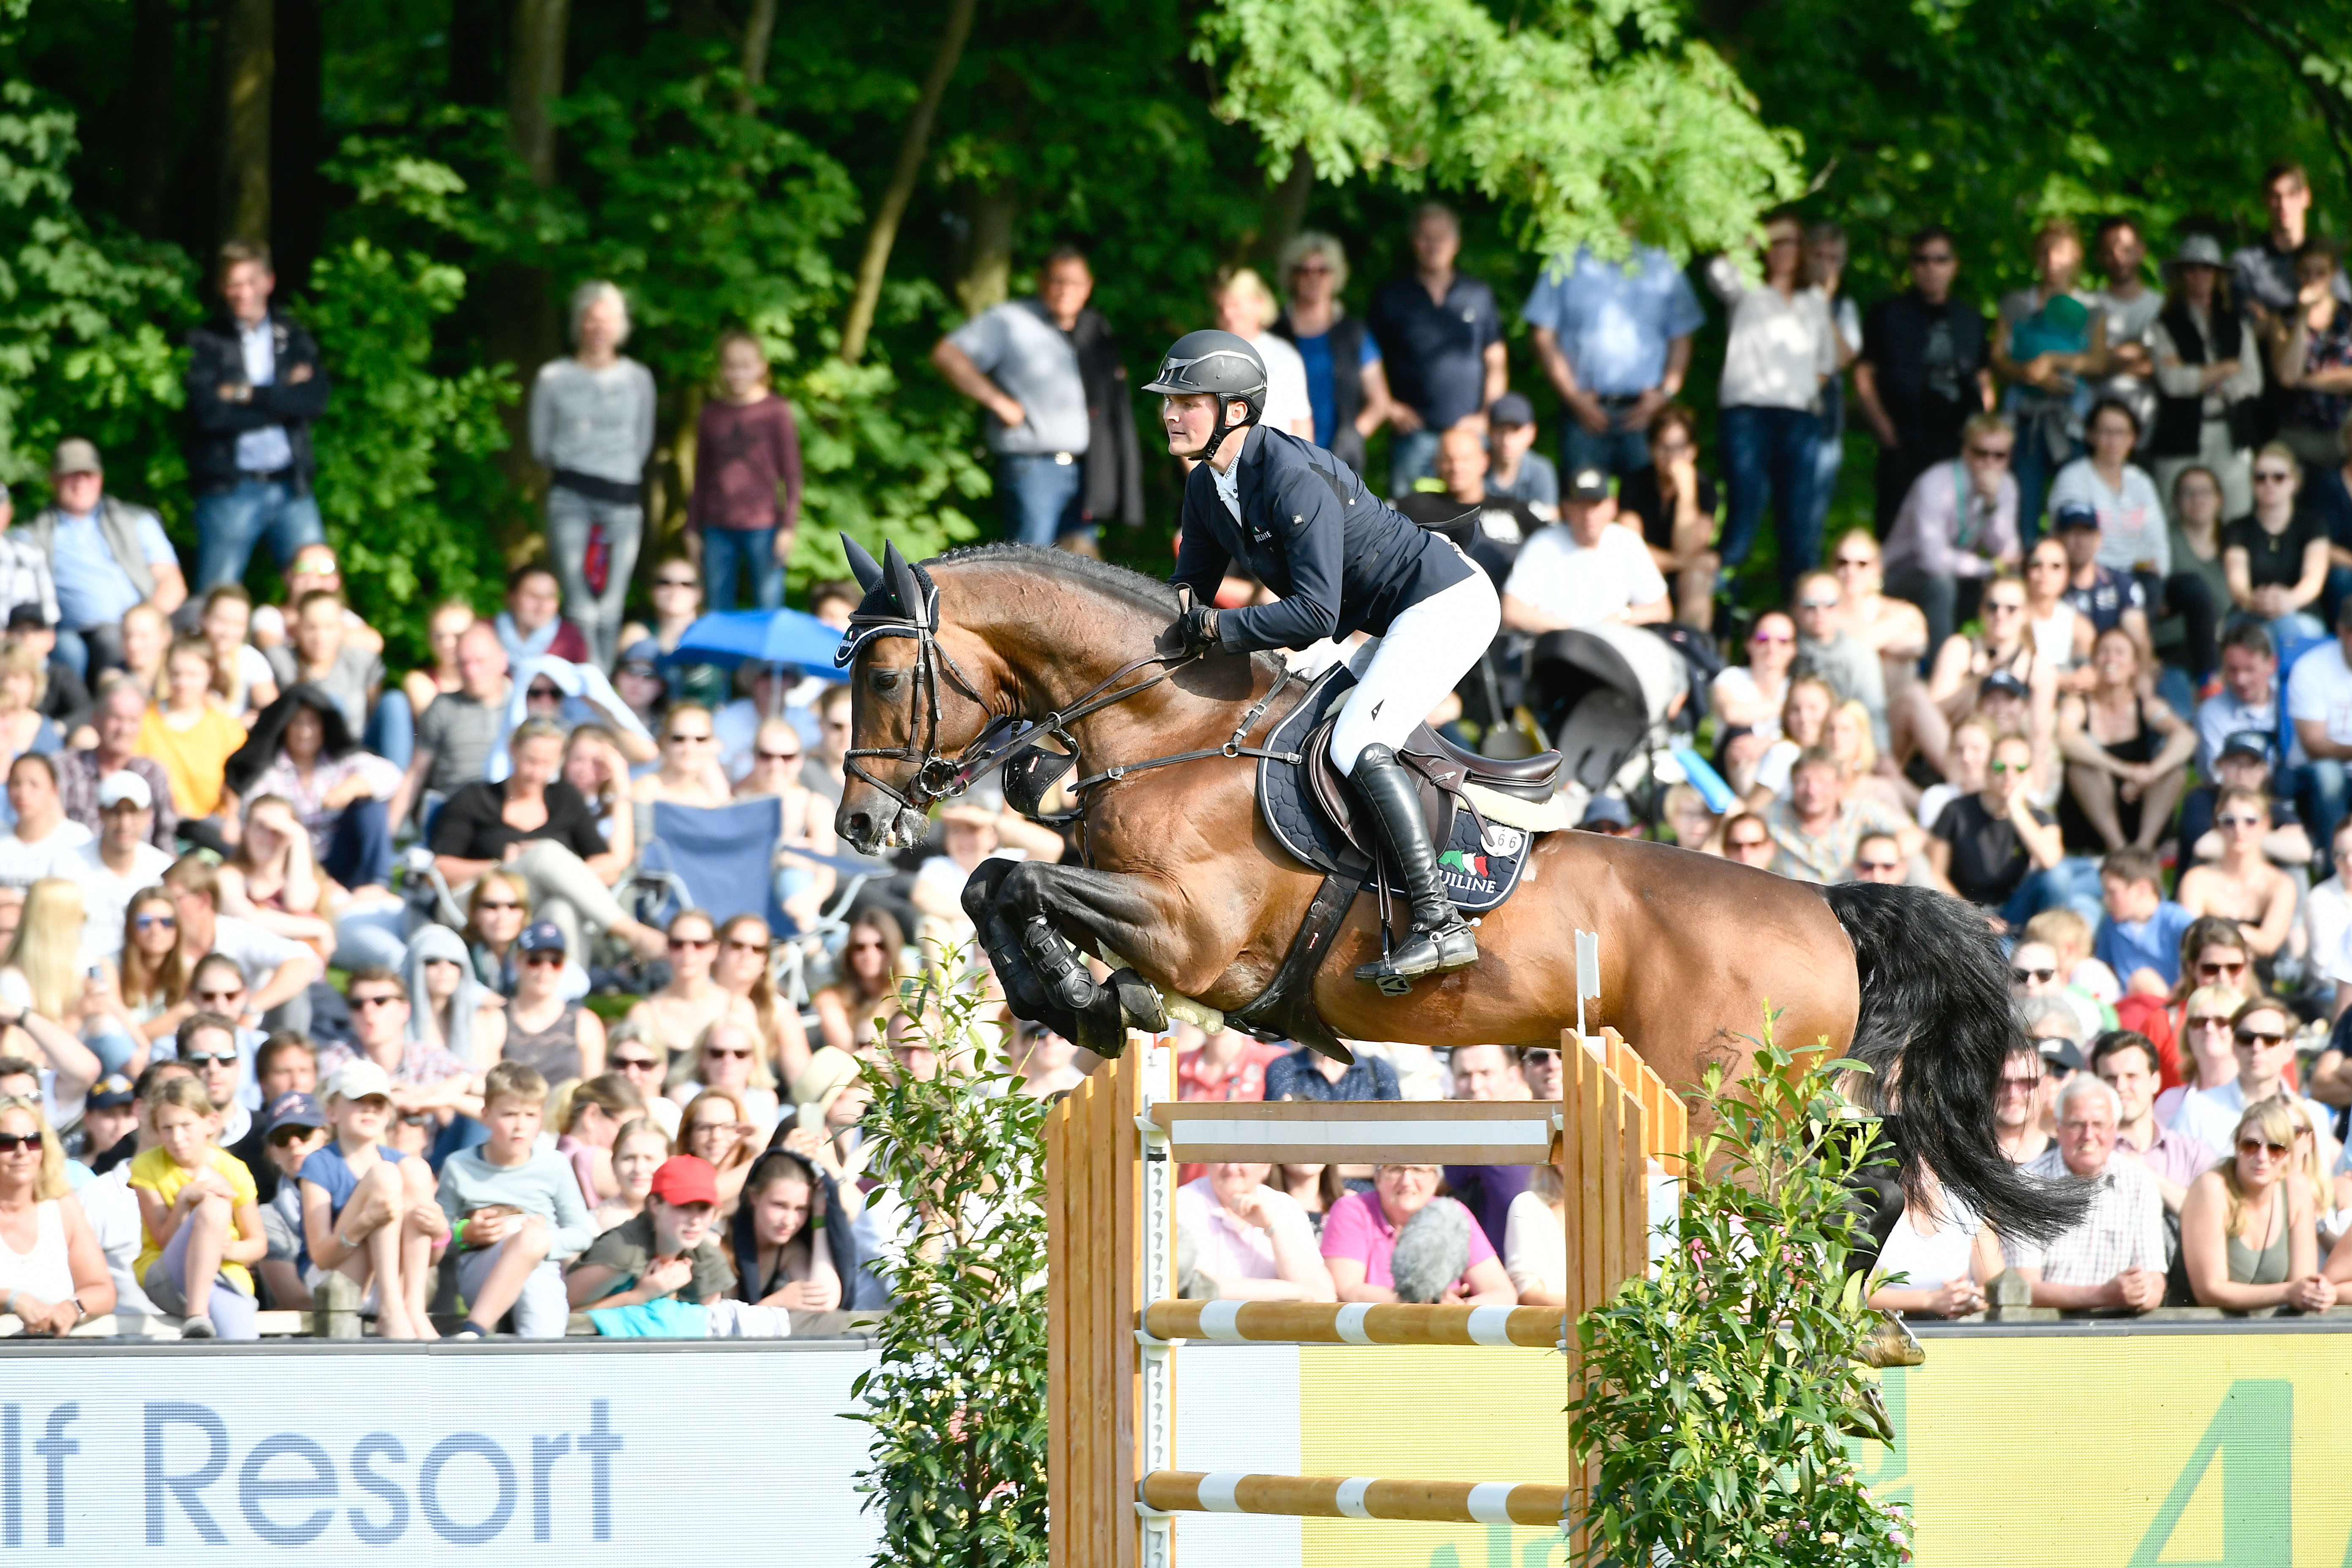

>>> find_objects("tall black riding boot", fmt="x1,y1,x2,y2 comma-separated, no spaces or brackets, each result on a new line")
1348,743,1478,986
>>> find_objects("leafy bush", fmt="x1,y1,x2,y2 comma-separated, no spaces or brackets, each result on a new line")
1570,1018,1911,1567
848,954,1050,1568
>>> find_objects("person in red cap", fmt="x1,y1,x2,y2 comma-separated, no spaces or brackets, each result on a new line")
564,1153,736,1309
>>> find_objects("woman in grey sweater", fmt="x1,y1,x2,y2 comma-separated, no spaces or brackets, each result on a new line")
530,281,656,667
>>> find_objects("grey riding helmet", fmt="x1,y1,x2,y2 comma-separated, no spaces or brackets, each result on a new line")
1143,329,1268,460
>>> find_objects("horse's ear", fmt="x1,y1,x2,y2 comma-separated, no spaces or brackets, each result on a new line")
882,539,923,621
842,534,885,593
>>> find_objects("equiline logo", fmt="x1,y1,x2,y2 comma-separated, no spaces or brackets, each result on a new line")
1439,849,1496,895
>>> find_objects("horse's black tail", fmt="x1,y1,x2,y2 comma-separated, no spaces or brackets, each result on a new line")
1821,882,2085,1244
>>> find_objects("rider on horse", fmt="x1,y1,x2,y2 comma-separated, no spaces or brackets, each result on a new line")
1144,329,1504,988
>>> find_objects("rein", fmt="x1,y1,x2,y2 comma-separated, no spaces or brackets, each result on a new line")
843,599,1304,816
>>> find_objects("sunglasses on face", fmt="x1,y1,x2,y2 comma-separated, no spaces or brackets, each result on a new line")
0,1132,39,1154
2188,1015,2234,1031
2012,966,2056,984
2236,1029,2287,1047
705,1045,754,1060
193,990,242,1006
612,1056,659,1073
521,951,564,968
665,732,713,746
2254,470,2295,484
2198,960,2248,979
527,686,561,702
181,1052,237,1068
1912,251,1956,266
1989,759,2028,774
1966,445,2014,461
268,1127,317,1148
723,939,765,953
669,935,716,951
655,576,698,590
350,993,405,1010
134,914,176,931
477,900,522,915
2238,1138,2292,1158
1998,1073,2043,1091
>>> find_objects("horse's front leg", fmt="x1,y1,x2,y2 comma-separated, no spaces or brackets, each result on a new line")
994,859,1192,1056
961,857,1086,1043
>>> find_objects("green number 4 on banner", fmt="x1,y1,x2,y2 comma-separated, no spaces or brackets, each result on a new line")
2126,1379,2290,1568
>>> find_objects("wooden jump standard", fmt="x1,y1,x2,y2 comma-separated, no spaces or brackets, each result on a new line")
1044,1027,1685,1568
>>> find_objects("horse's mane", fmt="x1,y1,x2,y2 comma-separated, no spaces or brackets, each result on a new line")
932,542,1179,620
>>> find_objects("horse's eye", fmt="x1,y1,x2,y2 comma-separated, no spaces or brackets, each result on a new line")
869,668,904,696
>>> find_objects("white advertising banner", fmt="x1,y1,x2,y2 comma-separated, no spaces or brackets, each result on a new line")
0,1341,883,1563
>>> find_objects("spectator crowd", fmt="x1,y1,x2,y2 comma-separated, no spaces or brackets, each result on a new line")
10,162,2352,1343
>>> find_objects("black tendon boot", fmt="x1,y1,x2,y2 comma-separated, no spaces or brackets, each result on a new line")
1348,743,1478,986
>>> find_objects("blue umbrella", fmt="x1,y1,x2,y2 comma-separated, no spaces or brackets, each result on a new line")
664,608,847,679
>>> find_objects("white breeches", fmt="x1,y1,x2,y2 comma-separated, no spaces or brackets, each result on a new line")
1327,564,1501,774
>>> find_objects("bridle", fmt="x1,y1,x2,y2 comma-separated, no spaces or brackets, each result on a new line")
837,597,1301,822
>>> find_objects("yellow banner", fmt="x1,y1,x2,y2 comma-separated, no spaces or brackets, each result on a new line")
1286,1332,2348,1568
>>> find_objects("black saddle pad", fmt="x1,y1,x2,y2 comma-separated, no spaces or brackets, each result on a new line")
1255,664,1538,916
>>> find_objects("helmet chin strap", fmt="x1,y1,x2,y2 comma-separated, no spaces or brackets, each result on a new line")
1199,397,1253,464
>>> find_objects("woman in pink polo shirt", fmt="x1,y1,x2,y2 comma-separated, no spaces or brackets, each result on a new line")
1320,1162,1517,1305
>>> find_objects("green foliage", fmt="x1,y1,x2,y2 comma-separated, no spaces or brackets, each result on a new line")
1715,0,2352,302
1570,1016,1910,1568
1198,0,1806,261
847,951,1050,1568
302,236,514,664
0,73,193,514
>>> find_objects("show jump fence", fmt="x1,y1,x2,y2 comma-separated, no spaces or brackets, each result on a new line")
1045,1028,1685,1567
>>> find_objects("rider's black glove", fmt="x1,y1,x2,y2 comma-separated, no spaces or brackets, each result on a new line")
1172,604,1220,656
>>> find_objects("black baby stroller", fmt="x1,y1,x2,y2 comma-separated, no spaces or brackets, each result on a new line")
1524,624,1692,814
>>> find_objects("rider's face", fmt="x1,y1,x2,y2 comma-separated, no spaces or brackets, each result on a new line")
1162,393,1249,462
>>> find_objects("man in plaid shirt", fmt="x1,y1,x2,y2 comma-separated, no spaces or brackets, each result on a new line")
2004,1073,2166,1313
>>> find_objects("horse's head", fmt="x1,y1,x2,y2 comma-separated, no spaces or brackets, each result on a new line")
831,537,999,854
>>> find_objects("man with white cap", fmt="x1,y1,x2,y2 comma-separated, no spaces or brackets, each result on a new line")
10,438,187,679
64,771,174,957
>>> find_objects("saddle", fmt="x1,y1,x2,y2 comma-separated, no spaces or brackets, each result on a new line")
1258,663,1561,913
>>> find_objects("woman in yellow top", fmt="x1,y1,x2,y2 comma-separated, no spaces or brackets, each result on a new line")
136,638,248,826
129,1074,264,1338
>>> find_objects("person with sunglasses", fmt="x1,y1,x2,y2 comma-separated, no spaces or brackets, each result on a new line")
2177,788,2299,964
2010,934,2111,1047
1824,528,1930,700
1856,225,1995,532
1926,731,2061,917
732,720,837,936
1883,412,2023,657
312,966,478,1132
2171,998,2334,1161
502,922,604,1087
0,1090,117,1336
631,700,732,809
2222,443,2331,656
2178,1097,2337,1311
1895,575,2053,783
624,908,758,1079
602,1024,681,1141
1613,405,1718,632
1710,610,1795,739
1716,810,1777,870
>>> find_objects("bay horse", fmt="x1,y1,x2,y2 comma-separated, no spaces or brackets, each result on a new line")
833,540,2073,1243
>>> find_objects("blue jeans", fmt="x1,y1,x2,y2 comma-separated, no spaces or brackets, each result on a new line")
1560,413,1653,482
997,453,1089,547
321,796,393,890
2009,432,2080,550
1388,429,1442,498
193,480,325,590
364,691,413,771
701,525,784,611
1807,380,1845,545
2001,855,2108,932
2287,761,2351,855
1717,404,1824,606
545,487,644,670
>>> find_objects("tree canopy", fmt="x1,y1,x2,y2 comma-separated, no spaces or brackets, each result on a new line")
3,0,2351,654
